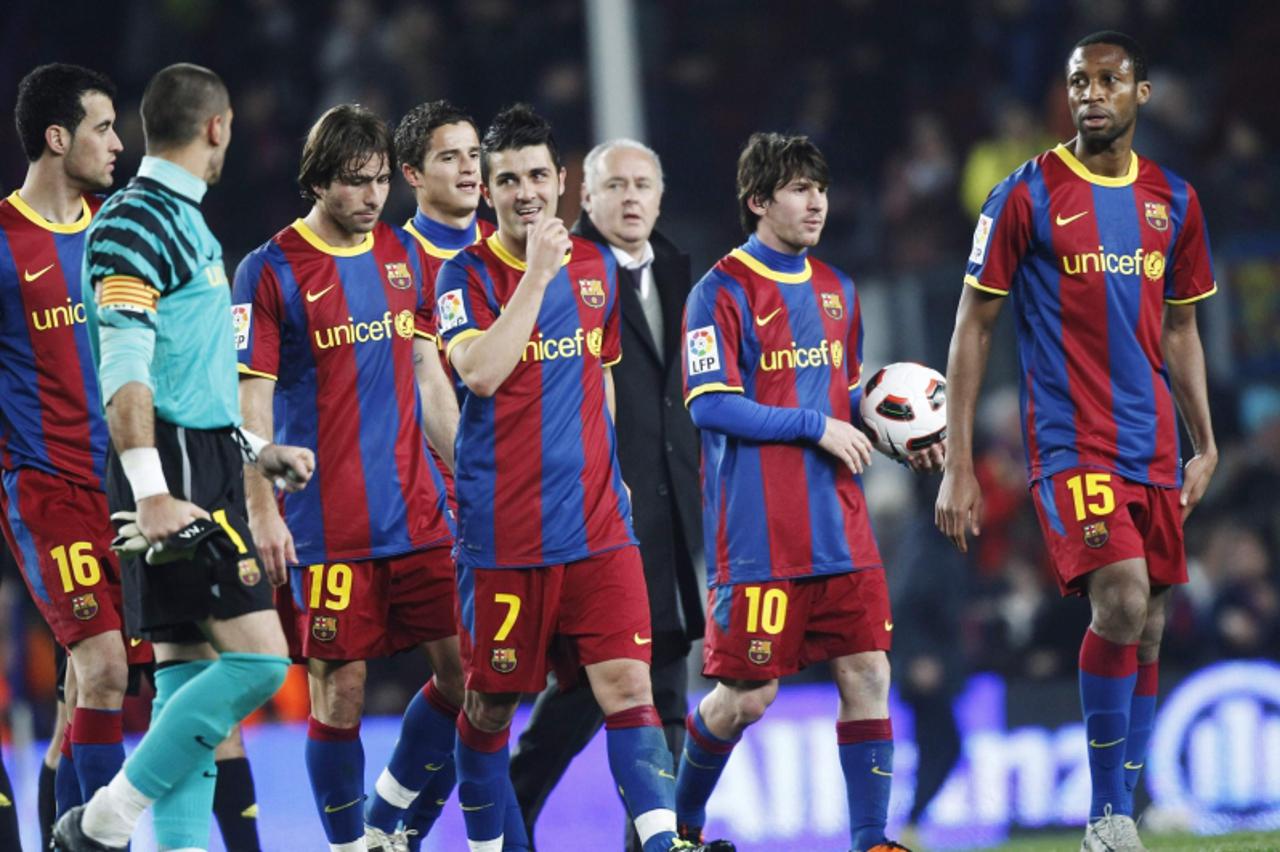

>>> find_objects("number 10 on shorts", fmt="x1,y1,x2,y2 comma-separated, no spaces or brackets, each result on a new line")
743,586,788,635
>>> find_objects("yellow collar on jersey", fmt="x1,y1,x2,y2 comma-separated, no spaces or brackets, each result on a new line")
291,218,374,256
7,190,92,234
1053,143,1139,187
404,219,472,259
486,233,571,272
729,247,812,283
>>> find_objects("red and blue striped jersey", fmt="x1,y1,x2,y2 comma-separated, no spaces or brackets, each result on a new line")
682,238,882,587
435,233,635,569
0,191,107,489
965,144,1217,487
233,219,452,564
404,213,495,509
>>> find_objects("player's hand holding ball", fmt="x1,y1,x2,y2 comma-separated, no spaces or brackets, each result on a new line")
818,415,874,474
860,362,947,473
525,215,571,286
258,443,314,493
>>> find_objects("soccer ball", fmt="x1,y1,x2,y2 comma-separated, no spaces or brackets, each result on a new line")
859,362,947,461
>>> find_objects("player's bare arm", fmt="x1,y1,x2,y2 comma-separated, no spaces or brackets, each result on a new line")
413,336,460,471
449,215,570,396
106,381,210,541
935,285,1005,553
1162,302,1217,520
238,375,295,585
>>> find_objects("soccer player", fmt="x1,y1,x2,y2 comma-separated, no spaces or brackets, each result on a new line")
935,32,1218,852
676,132,934,852
234,103,461,852
0,62,152,819
53,63,313,852
395,98,491,511
435,104,729,852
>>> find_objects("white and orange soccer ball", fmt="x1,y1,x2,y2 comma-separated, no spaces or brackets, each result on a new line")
859,362,948,461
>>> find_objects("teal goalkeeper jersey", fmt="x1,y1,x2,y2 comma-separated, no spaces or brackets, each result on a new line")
84,156,240,429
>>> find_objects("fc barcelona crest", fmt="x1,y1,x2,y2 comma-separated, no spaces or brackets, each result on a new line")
491,647,518,673
1083,521,1110,549
1144,201,1169,232
311,614,338,642
747,638,773,665
384,261,413,290
821,292,844,320
71,593,99,621
238,558,262,586
578,278,606,308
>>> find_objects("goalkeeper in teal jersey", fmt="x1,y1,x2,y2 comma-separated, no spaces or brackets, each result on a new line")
54,63,314,852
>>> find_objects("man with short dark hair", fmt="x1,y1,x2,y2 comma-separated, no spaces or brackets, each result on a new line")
677,131,935,852
0,64,143,837
509,137,705,852
53,62,314,852
236,103,463,852
936,31,1218,852
435,104,729,852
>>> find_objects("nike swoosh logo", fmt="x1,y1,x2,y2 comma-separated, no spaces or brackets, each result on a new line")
24,263,55,282
1055,210,1088,226
202,770,217,778
306,283,337,303
130,637,143,647
194,735,217,750
461,802,495,812
324,796,363,814
871,766,893,777
755,307,783,327
658,769,675,780
424,762,445,771
1089,737,1125,749
884,620,894,632
1123,761,1144,770
240,803,259,818
634,633,653,645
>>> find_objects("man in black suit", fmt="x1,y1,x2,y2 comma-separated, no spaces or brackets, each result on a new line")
509,139,705,851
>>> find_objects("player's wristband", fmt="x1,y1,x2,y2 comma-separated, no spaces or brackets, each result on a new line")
120,447,169,501
234,428,271,464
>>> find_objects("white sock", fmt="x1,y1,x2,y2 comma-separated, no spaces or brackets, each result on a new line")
634,807,677,845
81,774,154,846
374,767,420,809
467,838,504,852
330,840,366,852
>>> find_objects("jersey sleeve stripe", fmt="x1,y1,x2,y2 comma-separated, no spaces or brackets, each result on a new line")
964,273,1009,296
603,354,622,368
685,382,744,407
444,327,484,357
1164,283,1217,305
236,364,278,380
416,329,437,342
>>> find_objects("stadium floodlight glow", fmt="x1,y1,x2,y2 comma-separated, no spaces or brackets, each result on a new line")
1148,659,1280,833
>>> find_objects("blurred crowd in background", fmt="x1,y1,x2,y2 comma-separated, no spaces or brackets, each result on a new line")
1,0,1277,733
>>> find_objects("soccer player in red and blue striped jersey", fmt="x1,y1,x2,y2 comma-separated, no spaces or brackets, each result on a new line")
0,64,154,827
677,132,930,852
437,104,727,852
235,105,463,852
395,99,493,525
937,32,1218,852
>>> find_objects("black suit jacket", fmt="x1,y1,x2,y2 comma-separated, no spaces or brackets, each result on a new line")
573,214,705,661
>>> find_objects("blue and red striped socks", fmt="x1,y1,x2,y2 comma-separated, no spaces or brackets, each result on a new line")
838,717,894,852
366,678,459,833
674,706,738,839
55,724,82,814
1123,661,1158,815
1079,628,1138,819
305,717,365,848
455,713,509,851
605,706,679,852
71,707,124,802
